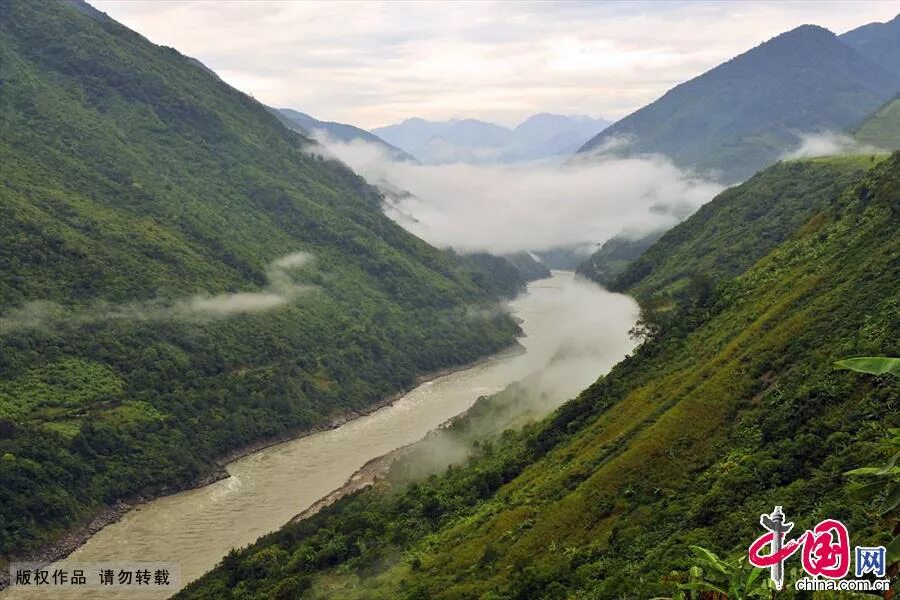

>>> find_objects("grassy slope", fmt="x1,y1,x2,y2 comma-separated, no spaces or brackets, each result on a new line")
855,95,900,150
180,154,900,599
0,0,520,559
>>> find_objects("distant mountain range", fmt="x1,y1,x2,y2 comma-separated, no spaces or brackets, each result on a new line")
373,113,610,164
272,108,417,162
576,20,900,182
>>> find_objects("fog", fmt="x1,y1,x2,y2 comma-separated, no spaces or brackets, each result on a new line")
784,132,881,159
0,252,315,333
310,135,723,255
393,273,640,479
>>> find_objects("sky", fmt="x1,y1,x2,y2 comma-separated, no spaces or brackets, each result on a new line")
90,1,899,129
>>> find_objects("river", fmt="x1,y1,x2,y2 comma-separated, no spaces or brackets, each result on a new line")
4,271,638,598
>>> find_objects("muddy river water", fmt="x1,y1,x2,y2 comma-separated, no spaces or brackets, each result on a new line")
4,271,637,598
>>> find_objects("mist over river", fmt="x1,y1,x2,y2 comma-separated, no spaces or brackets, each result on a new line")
4,271,637,598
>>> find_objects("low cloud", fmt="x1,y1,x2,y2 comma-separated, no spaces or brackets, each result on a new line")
783,132,881,159
393,274,640,478
1,252,315,333
310,135,722,255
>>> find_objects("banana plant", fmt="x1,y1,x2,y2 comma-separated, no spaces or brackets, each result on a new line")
844,428,900,567
834,357,900,377
673,545,775,599
840,356,899,596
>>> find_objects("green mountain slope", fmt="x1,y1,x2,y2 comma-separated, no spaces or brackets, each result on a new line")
272,108,418,163
840,14,900,78
574,230,665,288
180,153,900,599
0,0,520,562
604,155,882,298
855,94,900,150
576,25,899,182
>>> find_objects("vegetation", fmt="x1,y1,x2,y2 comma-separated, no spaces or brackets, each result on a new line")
501,252,552,283
854,95,900,151
839,14,900,79
180,154,900,599
0,0,523,563
576,25,898,182
575,230,665,288
836,357,900,377
605,155,884,298
272,107,417,163
455,252,550,300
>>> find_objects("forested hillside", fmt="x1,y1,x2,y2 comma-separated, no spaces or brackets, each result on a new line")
599,155,882,297
574,230,665,288
576,25,899,182
840,14,900,78
272,108,417,163
0,0,521,565
181,153,900,599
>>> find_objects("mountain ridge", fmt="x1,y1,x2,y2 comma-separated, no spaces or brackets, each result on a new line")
840,13,900,78
373,113,610,164
273,108,418,163
576,24,900,182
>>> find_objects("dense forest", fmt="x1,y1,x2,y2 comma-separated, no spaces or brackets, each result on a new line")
181,153,900,599
0,0,525,566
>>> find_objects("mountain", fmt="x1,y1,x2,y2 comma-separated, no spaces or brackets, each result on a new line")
508,113,611,161
180,152,900,600
373,117,513,164
373,114,609,164
272,108,417,162
576,25,900,182
840,13,900,78
599,155,881,297
455,251,551,300
574,229,666,287
0,0,522,565
854,94,900,150
501,252,552,282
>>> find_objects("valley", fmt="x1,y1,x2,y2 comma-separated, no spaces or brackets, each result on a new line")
2,2,898,598
2,273,638,598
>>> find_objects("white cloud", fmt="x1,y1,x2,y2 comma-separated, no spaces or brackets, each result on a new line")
312,136,722,254
1,252,315,333
783,132,883,159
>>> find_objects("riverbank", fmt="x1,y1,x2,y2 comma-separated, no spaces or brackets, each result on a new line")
289,402,474,524
2,272,637,598
1,344,523,590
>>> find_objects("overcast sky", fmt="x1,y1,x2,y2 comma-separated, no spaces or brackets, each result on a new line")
91,1,899,129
